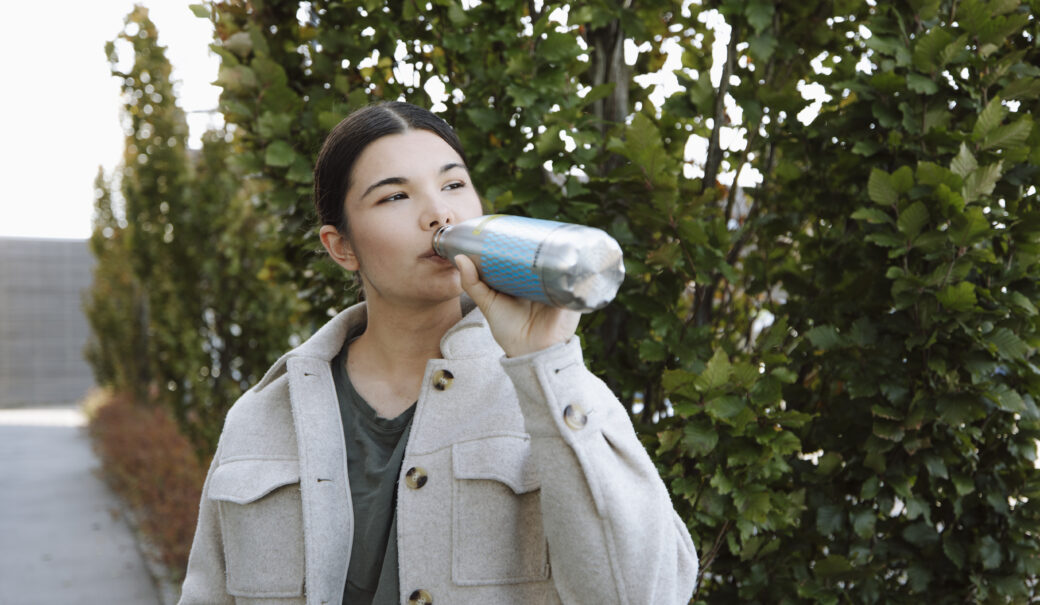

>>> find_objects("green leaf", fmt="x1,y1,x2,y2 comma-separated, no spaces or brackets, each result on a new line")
816,504,844,535
944,535,967,568
257,111,293,139
286,156,313,184
734,489,771,524
981,116,1033,151
907,73,939,94
852,139,883,157
897,201,929,239
770,367,798,384
223,31,253,59
189,3,211,18
865,445,886,473
938,395,983,425
868,168,898,206
806,325,843,350
638,338,667,362
913,27,954,72
814,555,853,577
989,0,1021,16
873,419,905,441
950,143,978,179
750,376,782,406
817,452,843,475
866,35,911,66
1003,77,1040,100
264,140,295,167
748,34,778,62
1010,291,1038,316
466,108,500,131
916,161,961,190
902,522,939,546
992,387,1027,414
852,509,876,539
662,369,696,396
683,418,719,456
656,428,681,456
924,455,949,479
979,536,1003,570
907,562,933,592
892,166,915,193
610,113,674,190
697,348,732,391
985,327,1030,362
952,474,975,496
972,96,1007,142
861,476,881,500
871,404,901,420
936,281,977,312
447,2,467,25
867,232,906,248
745,0,775,33
579,82,616,108
539,32,581,63
706,395,745,421
949,206,990,245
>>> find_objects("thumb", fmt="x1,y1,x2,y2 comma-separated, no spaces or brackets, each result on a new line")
454,254,494,307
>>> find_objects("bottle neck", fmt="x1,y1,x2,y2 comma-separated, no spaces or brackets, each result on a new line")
432,224,454,258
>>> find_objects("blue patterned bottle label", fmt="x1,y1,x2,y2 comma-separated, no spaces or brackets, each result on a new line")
478,216,557,305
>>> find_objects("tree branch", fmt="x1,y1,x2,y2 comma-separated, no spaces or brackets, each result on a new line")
701,21,740,194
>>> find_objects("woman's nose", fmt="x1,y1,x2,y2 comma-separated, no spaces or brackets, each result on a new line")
421,198,453,230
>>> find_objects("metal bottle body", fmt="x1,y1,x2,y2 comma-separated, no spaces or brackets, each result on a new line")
432,215,625,312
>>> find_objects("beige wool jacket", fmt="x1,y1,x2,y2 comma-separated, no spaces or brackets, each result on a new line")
178,300,698,605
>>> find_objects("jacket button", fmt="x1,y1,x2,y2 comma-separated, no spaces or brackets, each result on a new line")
432,369,454,390
408,589,433,604
405,466,428,489
563,404,588,430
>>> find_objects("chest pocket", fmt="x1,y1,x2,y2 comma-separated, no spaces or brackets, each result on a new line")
208,458,305,598
452,435,550,585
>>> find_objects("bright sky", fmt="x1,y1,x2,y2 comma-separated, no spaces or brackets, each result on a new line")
0,1,219,240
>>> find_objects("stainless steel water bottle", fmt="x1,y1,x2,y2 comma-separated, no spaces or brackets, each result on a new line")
432,214,625,312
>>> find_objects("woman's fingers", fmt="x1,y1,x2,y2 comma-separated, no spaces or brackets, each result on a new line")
454,254,494,307
454,253,579,357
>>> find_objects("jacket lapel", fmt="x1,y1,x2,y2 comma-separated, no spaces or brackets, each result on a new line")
285,304,367,604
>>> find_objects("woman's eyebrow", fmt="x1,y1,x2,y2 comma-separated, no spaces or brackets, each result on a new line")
361,163,467,198
362,176,406,199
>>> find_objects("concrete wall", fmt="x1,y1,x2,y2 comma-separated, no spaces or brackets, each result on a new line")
0,237,96,406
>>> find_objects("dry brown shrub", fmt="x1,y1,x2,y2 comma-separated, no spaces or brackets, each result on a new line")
86,389,206,578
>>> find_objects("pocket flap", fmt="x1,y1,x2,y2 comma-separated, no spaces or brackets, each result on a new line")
453,436,539,494
209,458,300,505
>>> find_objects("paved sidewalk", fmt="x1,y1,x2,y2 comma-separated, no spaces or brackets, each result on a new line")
0,404,161,605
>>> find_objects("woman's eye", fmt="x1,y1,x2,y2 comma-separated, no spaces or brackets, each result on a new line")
444,181,465,191
381,192,407,203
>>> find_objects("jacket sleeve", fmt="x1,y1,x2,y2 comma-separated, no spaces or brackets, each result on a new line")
501,337,698,605
178,444,233,605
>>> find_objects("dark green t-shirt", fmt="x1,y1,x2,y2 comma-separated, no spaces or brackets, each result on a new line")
331,336,416,605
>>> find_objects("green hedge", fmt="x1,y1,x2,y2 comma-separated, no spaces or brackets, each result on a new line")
88,1,1040,601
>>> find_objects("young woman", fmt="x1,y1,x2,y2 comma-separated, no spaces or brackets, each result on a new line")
179,102,698,605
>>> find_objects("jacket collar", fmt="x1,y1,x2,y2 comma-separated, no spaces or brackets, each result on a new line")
253,295,497,391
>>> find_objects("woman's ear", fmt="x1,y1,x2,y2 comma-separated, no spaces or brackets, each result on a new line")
319,225,360,271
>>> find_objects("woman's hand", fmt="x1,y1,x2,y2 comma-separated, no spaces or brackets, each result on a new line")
455,254,581,358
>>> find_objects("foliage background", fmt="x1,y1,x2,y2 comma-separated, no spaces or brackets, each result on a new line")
87,0,1040,601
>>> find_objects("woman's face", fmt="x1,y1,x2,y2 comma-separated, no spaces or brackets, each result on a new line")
338,129,483,308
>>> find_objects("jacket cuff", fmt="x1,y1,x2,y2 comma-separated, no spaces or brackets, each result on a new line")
500,338,603,442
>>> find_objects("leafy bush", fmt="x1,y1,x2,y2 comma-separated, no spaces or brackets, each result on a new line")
86,1,1040,601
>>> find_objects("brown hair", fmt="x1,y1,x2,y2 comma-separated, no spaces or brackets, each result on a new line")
313,102,468,235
